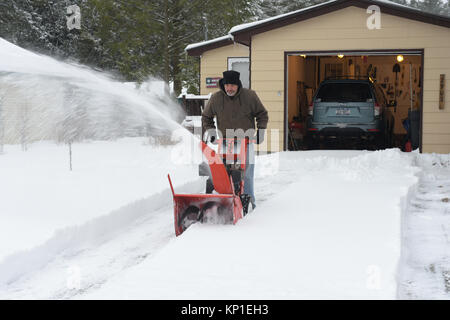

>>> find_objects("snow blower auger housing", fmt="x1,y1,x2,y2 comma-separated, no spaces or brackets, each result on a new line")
168,138,251,236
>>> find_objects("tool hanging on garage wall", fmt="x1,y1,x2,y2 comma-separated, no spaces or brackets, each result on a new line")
353,56,422,135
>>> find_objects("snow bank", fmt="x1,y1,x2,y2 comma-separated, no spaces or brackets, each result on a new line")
397,152,450,299
0,138,199,260
0,177,204,287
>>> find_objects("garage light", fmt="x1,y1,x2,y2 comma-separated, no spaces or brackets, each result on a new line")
397,55,404,62
300,54,306,58
338,54,344,59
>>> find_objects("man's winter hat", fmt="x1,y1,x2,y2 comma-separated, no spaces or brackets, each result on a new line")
222,70,240,85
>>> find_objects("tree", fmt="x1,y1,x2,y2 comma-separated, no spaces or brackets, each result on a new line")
415,0,449,15
3,0,446,98
255,0,328,18
0,0,258,94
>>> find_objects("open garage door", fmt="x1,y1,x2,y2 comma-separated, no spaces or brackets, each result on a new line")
285,50,423,151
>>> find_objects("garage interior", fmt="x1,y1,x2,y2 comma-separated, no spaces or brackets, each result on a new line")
286,51,423,151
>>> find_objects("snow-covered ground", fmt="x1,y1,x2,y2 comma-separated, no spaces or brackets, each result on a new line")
0,137,447,299
0,34,448,300
398,154,450,299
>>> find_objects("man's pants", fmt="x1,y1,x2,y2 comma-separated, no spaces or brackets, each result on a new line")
244,142,255,206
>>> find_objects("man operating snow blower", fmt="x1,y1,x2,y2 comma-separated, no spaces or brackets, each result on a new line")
168,71,268,236
201,70,269,211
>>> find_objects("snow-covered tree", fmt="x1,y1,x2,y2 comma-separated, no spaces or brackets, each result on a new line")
1,0,448,96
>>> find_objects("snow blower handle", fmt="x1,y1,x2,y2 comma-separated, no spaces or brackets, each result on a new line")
253,129,265,145
203,129,218,145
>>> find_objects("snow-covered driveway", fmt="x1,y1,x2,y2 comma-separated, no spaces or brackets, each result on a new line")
79,149,419,299
0,138,433,299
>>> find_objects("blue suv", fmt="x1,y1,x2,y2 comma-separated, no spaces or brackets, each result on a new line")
306,77,395,149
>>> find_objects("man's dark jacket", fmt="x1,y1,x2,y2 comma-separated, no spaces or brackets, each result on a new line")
201,79,269,139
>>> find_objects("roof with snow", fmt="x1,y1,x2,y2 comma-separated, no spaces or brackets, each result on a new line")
185,35,237,56
186,0,450,55
230,0,450,46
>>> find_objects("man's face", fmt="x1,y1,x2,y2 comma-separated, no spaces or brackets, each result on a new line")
224,84,238,96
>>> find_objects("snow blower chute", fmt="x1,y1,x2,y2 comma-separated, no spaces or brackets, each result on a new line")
168,138,252,236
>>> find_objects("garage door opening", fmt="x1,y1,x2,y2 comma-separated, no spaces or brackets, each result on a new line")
285,50,423,151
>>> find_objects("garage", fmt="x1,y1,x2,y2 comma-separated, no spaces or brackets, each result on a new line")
188,0,450,154
286,50,423,150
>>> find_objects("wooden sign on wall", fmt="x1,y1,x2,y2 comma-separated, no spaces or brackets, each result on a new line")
439,74,445,110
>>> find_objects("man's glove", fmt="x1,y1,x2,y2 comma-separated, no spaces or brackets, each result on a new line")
255,129,265,145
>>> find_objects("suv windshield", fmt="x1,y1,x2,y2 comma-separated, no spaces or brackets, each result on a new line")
316,83,372,102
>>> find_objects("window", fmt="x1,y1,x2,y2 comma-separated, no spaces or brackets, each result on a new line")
316,83,372,102
228,57,249,89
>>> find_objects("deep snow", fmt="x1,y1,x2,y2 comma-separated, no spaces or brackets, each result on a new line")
2,137,447,299
0,37,448,300
398,154,450,299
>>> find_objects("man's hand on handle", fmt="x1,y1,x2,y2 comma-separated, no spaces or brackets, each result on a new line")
255,129,265,145
203,129,218,145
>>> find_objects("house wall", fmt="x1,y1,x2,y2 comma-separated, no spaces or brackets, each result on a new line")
287,55,306,124
200,43,249,96
251,6,450,153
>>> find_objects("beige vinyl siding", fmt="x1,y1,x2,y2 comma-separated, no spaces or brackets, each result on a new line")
200,43,249,96
250,6,450,153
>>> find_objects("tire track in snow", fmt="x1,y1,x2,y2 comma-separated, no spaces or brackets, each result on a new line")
398,161,450,299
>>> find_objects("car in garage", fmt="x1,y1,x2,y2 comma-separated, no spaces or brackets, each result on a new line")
305,77,395,149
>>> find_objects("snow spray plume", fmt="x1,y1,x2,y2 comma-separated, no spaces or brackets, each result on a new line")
0,38,185,145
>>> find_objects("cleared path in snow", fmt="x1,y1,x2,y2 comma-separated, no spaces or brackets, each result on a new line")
0,149,419,299
80,150,418,299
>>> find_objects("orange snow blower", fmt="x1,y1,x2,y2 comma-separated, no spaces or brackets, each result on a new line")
168,138,252,236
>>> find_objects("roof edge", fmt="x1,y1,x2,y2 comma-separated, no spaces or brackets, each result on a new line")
185,35,247,57
230,0,450,46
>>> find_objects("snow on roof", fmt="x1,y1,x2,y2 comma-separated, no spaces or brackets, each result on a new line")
229,0,430,34
185,1,337,51
229,0,337,34
374,0,421,10
185,34,233,52
187,0,446,52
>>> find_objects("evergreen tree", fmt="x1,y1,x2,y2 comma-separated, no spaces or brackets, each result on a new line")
255,0,327,18
1,0,448,96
